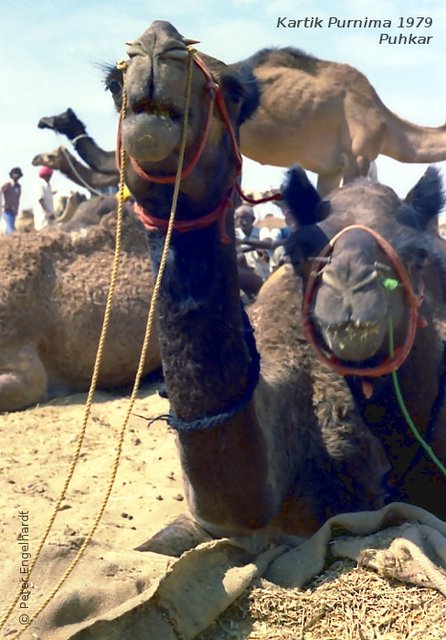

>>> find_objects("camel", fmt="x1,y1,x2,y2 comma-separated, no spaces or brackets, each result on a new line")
57,194,128,232
281,164,446,518
236,48,446,195
39,46,446,195
38,109,118,175
32,146,118,193
0,210,161,413
108,19,392,540
56,190,87,223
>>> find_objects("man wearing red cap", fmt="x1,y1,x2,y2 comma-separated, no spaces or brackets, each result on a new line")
34,166,55,231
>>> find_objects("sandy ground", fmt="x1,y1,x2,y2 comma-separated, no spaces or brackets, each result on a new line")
1,385,446,640
0,385,184,609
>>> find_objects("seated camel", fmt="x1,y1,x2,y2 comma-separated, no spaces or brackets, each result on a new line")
55,190,87,223
57,194,130,232
281,164,446,519
103,19,393,545
39,44,446,194
0,211,160,413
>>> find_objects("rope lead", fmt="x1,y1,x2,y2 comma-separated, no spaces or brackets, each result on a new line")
1,49,196,637
389,316,446,479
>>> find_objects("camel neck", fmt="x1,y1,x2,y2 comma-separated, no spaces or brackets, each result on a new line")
147,225,253,423
146,224,280,534
348,319,445,487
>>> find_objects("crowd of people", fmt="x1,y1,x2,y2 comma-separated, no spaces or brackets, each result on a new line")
235,201,296,300
0,166,56,234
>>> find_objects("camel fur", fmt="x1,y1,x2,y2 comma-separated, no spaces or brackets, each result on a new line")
0,212,160,412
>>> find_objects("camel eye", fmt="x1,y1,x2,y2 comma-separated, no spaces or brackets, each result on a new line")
228,90,242,104
221,77,244,105
107,79,122,96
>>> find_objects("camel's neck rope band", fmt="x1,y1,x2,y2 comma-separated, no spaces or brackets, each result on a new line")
71,133,92,146
302,224,425,378
134,185,236,244
167,305,260,431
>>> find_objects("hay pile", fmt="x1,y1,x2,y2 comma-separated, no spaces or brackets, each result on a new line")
199,560,446,640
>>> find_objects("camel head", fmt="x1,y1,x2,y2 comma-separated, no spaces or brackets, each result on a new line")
32,147,65,170
38,108,86,137
105,20,259,218
283,165,445,366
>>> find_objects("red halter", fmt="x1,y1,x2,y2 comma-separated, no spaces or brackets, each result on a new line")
302,224,426,378
116,53,281,239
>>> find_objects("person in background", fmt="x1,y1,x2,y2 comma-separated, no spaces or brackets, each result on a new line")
0,167,23,234
34,166,55,231
269,209,297,271
236,204,296,276
235,205,272,281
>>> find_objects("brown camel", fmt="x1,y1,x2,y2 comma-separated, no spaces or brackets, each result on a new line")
0,210,161,413
56,190,87,223
282,164,446,518
237,48,446,195
109,20,389,540
32,146,118,193
39,46,446,195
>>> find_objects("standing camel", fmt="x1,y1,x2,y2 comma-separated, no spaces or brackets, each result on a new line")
108,20,389,539
40,45,446,195
281,164,446,518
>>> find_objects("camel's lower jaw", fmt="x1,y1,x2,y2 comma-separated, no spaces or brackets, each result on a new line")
121,113,182,162
319,321,386,363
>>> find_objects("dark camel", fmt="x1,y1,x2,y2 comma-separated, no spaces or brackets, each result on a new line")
108,20,388,539
282,164,446,518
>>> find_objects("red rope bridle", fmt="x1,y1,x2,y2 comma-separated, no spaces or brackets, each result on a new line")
302,224,426,378
116,52,281,241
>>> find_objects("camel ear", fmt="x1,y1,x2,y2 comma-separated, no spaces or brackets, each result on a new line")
280,165,328,226
286,224,330,278
221,65,260,125
402,166,445,229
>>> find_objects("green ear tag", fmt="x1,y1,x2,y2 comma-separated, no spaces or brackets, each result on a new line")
382,278,399,290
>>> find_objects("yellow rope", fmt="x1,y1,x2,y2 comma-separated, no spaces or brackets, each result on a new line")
0,88,127,635
0,86,128,638
2,49,196,637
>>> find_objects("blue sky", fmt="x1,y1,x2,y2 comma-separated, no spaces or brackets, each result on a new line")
2,0,445,211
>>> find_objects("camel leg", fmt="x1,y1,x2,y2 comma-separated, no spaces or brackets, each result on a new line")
0,345,48,412
316,171,343,197
342,155,372,185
